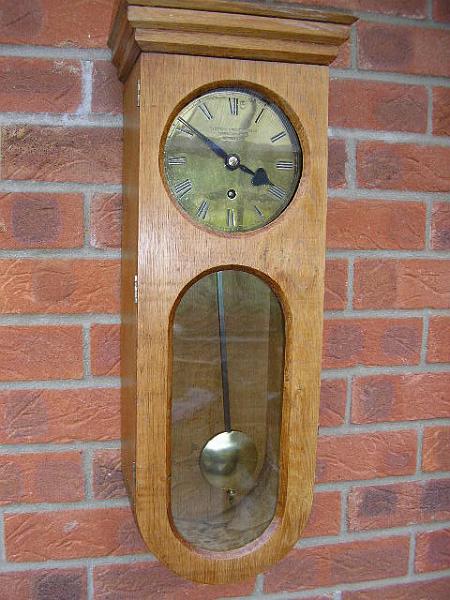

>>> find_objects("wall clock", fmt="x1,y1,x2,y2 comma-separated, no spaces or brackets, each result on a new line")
109,0,355,584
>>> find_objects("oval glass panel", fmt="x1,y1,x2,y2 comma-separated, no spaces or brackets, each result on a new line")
170,270,285,551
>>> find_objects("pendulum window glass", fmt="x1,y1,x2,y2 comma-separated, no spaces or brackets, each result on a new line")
170,269,285,551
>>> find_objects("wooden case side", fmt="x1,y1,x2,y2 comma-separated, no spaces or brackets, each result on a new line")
134,53,329,584
120,58,141,501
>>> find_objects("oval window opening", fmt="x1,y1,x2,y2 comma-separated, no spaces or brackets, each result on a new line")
170,269,285,551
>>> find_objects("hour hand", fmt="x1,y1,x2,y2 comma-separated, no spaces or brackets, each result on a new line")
251,167,272,186
238,163,272,186
177,117,228,161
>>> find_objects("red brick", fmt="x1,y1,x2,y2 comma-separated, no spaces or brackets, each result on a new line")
329,80,427,132
327,199,425,250
0,260,120,315
0,388,120,444
428,317,450,363
354,259,450,309
423,426,450,473
431,202,450,250
1,126,122,184
90,325,120,376
90,193,122,249
352,373,450,424
0,193,84,249
0,58,81,113
5,507,146,561
415,528,450,572
0,0,114,48
264,537,409,593
303,492,341,538
357,142,450,192
324,259,347,310
433,0,450,22
0,568,87,600
293,0,427,18
343,577,450,599
331,39,350,69
320,379,346,427
328,138,347,188
94,562,255,600
358,22,450,77
93,449,126,500
322,318,421,369
433,88,450,136
316,430,417,483
92,62,123,114
0,326,83,381
0,451,84,505
348,479,450,531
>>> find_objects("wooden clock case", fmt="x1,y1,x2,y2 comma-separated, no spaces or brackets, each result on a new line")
109,0,355,585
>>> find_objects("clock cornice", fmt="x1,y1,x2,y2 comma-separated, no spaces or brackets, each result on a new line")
109,0,357,81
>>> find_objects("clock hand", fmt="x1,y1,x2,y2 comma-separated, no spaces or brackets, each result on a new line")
251,167,272,186
178,117,273,186
177,117,228,162
238,163,273,186
216,271,231,433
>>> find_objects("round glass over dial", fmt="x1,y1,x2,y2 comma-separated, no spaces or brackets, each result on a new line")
163,88,302,233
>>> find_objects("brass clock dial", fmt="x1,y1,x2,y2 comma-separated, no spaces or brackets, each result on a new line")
163,87,302,233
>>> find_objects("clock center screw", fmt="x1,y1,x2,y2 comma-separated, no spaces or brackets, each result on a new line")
227,189,237,199
226,154,240,169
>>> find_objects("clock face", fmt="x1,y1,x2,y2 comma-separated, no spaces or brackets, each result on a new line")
163,87,302,233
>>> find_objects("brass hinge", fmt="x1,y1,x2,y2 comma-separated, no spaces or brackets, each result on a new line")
136,80,141,108
134,274,138,304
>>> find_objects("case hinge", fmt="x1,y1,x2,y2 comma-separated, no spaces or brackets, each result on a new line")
134,274,138,304
136,80,141,108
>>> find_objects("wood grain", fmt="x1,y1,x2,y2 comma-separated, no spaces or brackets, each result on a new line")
109,1,355,81
120,60,140,502
115,0,357,24
135,28,339,66
120,53,330,583
128,6,350,45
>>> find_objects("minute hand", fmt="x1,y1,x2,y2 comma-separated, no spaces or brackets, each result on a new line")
178,117,228,161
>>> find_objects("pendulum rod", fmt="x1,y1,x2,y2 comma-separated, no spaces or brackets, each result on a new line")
216,271,232,432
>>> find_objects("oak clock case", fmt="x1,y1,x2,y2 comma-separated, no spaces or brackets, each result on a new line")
109,0,355,586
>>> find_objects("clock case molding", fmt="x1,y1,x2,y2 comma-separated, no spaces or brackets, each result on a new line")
109,0,355,585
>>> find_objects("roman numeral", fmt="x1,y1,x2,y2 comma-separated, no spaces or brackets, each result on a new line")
196,200,209,219
227,208,236,227
174,179,192,198
271,131,287,143
168,156,186,166
229,97,239,116
254,205,264,220
276,160,294,170
269,185,286,200
198,102,213,120
255,107,265,124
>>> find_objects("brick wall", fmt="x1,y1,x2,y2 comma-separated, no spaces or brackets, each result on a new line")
0,1,449,599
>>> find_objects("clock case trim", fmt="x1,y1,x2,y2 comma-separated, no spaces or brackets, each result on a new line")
110,0,356,81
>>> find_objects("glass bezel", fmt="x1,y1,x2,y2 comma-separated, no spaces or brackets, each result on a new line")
162,85,303,235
